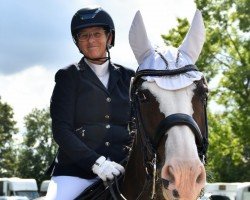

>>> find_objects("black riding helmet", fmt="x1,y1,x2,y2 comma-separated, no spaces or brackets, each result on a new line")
71,6,115,47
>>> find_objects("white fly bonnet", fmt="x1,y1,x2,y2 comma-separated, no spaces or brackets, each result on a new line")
129,10,205,90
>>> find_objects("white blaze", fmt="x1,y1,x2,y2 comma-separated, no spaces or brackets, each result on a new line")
142,81,199,160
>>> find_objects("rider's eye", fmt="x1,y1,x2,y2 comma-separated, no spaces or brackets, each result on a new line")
77,33,88,40
93,32,102,38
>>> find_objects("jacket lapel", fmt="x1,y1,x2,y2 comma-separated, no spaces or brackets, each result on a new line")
108,63,122,93
78,59,109,94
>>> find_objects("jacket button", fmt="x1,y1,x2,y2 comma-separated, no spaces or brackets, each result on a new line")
106,97,111,102
106,124,110,129
81,130,85,137
105,115,110,119
105,142,110,147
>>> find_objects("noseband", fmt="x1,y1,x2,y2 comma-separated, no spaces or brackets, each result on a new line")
129,64,209,199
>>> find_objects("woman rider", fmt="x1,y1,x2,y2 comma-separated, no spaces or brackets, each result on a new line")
45,6,134,200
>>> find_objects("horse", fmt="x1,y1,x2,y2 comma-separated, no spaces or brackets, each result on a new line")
119,9,209,200
121,66,208,200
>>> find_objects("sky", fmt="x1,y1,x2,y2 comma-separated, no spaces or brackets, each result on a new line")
0,0,197,132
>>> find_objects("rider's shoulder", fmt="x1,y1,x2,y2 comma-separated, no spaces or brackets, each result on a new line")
111,62,135,76
54,63,79,81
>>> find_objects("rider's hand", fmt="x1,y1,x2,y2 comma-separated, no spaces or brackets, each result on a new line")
92,156,125,181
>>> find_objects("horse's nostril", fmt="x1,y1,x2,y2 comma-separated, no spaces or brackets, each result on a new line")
161,178,170,189
172,189,180,198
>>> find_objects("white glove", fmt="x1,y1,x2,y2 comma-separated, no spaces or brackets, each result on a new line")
92,156,125,181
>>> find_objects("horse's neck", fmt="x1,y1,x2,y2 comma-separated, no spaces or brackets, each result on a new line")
122,134,147,197
123,134,165,199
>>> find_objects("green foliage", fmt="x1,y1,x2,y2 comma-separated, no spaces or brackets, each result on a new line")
197,0,250,181
236,0,250,32
161,0,249,181
0,97,18,177
16,108,57,185
206,112,247,181
161,18,190,47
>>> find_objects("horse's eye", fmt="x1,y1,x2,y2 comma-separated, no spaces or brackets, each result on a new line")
138,91,148,102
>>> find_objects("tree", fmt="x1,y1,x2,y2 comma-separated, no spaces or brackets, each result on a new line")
161,0,249,181
0,96,18,177
206,112,245,182
196,0,250,181
17,108,57,184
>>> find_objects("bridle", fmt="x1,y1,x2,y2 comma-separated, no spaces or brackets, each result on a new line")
127,63,209,199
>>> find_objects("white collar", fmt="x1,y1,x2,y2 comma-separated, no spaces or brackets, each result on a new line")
85,59,109,77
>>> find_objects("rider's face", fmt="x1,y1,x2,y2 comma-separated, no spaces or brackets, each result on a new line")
77,27,112,64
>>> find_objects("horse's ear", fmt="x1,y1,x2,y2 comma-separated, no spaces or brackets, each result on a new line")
178,9,206,63
129,10,153,65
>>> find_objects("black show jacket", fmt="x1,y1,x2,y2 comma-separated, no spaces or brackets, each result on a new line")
50,58,135,179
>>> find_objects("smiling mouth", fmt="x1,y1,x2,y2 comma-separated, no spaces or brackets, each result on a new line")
88,46,99,48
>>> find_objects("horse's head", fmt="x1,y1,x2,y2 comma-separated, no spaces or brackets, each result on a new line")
128,10,208,200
